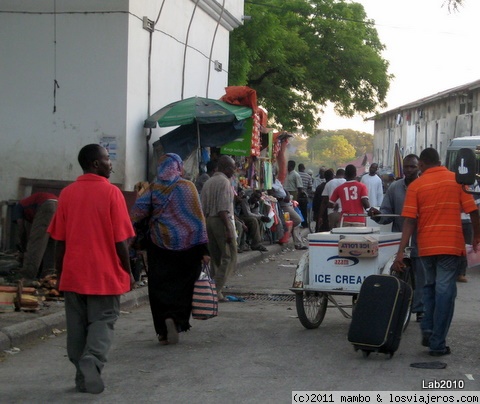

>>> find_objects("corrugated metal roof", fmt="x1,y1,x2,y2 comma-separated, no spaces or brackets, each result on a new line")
368,78,480,120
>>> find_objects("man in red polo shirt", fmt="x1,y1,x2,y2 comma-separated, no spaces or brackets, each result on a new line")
393,148,480,357
48,144,134,394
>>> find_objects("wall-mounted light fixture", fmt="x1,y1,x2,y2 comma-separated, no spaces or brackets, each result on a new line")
241,15,252,21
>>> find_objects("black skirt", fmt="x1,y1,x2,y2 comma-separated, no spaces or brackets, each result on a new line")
146,242,207,335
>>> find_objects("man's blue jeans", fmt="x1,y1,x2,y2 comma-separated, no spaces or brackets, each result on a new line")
411,257,424,314
418,255,460,353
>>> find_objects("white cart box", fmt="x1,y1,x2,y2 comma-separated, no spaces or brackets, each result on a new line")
307,227,402,293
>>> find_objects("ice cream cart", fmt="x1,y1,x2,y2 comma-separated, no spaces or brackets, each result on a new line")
290,226,408,329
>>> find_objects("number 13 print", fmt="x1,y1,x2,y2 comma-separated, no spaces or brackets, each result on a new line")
343,185,359,200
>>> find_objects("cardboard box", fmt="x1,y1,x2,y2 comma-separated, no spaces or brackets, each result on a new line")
338,235,378,257
0,292,15,312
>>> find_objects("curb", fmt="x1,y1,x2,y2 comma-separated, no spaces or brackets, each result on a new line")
0,288,151,352
0,242,285,351
236,242,283,268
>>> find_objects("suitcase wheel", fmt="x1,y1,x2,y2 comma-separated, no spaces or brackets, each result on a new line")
361,350,370,358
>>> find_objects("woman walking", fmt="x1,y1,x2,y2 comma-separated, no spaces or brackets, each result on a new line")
131,153,209,345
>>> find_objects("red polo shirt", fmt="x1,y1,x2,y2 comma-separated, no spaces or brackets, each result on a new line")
48,174,135,295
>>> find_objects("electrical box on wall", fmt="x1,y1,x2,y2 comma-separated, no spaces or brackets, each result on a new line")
214,60,222,72
143,17,154,32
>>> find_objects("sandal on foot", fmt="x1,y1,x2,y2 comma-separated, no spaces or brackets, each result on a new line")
165,318,179,344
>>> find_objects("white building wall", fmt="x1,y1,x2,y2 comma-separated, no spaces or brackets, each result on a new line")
0,0,243,202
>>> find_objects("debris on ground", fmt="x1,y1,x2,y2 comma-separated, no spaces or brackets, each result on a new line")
0,273,64,313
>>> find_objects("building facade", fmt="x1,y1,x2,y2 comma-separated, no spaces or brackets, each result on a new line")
371,79,480,170
0,0,244,248
0,0,244,200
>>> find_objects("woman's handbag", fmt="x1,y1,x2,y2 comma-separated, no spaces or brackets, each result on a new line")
191,264,218,320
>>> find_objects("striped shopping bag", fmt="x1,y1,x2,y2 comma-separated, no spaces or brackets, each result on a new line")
192,264,218,320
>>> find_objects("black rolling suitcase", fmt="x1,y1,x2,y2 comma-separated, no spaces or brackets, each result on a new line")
348,274,412,358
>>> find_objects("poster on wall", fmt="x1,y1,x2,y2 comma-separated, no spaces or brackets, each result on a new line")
220,118,253,156
99,136,117,160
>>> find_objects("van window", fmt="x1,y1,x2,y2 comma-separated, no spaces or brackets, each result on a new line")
445,149,480,173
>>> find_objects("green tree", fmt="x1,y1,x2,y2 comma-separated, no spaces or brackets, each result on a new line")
229,0,392,133
315,135,356,168
334,129,373,156
304,129,372,168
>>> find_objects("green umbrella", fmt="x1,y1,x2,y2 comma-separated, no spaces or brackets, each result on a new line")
144,96,253,128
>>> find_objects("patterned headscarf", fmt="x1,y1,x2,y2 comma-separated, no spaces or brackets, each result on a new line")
154,153,183,211
131,153,208,250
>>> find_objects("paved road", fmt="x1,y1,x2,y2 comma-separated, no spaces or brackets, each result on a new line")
1,247,479,402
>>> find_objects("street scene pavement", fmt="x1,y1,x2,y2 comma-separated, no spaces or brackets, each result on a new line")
1,234,480,402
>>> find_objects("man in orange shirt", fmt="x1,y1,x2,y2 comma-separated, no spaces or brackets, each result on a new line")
393,148,480,356
48,144,134,393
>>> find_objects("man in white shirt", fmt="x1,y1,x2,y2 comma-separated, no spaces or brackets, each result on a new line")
312,166,326,191
360,162,383,208
319,168,346,229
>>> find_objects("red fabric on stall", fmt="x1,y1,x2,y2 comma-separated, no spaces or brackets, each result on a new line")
273,132,291,183
220,86,258,111
257,107,268,128
221,86,262,157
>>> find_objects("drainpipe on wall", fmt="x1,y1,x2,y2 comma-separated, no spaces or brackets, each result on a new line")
146,128,152,181
144,2,166,181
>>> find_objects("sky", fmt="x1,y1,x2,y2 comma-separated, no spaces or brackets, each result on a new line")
319,0,480,133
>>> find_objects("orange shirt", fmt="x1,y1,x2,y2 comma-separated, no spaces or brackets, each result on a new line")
48,174,135,295
402,166,476,256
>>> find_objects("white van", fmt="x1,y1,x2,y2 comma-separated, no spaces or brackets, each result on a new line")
445,136,480,172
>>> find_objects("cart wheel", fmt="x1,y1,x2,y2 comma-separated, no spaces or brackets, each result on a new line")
362,350,370,358
295,291,328,329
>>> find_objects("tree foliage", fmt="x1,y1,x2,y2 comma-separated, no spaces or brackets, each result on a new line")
312,135,356,167
288,129,373,169
229,0,392,133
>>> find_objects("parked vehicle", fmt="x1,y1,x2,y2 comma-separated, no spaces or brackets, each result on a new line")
445,136,480,172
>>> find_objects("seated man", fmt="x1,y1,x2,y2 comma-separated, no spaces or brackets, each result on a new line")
12,192,58,282
269,177,307,250
234,215,248,253
235,189,269,252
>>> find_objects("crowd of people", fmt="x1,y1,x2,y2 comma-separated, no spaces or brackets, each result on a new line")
9,144,479,393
